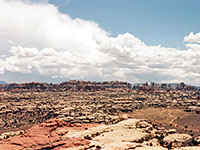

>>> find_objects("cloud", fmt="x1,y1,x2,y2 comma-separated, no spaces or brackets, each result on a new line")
0,59,4,74
184,32,200,43
0,0,200,85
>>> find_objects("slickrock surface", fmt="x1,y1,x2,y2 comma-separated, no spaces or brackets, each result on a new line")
0,118,199,150
0,118,96,150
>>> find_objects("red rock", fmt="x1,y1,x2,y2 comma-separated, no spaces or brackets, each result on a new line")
55,128,68,136
0,118,94,149
44,122,58,127
31,136,51,146
0,143,23,150
52,140,66,147
59,137,90,149
26,125,49,136
8,135,37,147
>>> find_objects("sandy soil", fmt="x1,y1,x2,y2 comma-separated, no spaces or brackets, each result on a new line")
124,107,200,137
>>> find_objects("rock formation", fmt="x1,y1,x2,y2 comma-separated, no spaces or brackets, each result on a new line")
0,118,199,149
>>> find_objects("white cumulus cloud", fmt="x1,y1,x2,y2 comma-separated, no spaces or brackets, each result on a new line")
0,0,200,85
184,32,200,43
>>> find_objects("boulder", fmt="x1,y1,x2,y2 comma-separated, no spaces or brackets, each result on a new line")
194,136,200,144
142,138,160,147
163,133,192,148
136,120,152,129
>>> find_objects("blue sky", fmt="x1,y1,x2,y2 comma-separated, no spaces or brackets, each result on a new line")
0,0,200,84
49,0,200,49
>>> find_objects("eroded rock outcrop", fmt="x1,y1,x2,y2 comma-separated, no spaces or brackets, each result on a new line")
162,133,193,149
0,118,95,150
0,118,199,150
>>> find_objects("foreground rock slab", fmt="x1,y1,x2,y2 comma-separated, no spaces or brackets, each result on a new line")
0,118,96,150
0,118,199,150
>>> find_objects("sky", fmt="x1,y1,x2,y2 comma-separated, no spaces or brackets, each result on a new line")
0,0,200,85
